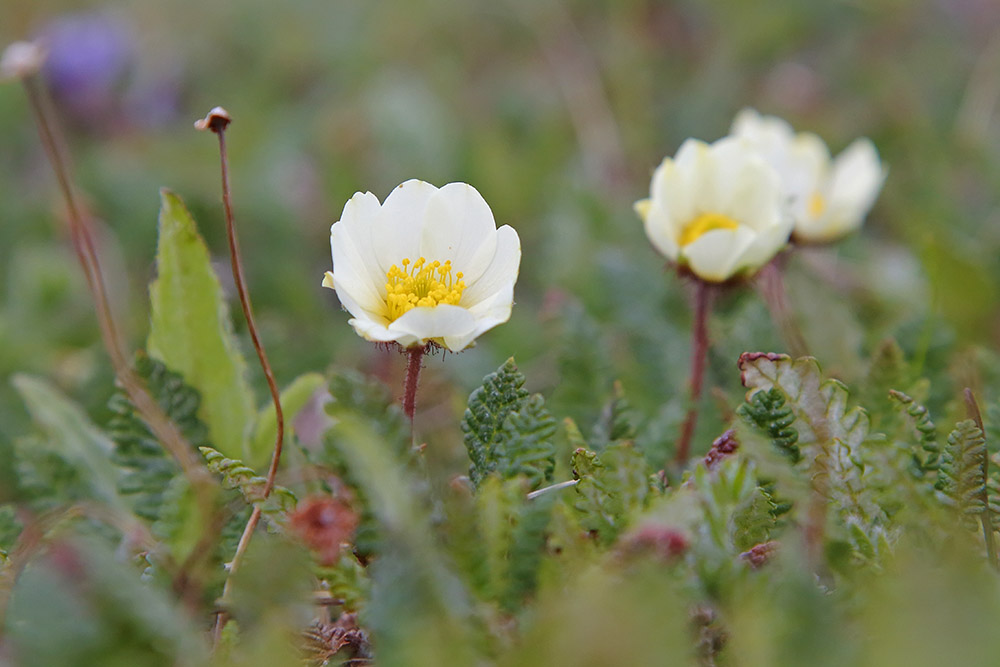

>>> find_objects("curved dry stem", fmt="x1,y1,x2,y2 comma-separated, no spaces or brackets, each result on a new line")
18,74,218,603
204,114,286,643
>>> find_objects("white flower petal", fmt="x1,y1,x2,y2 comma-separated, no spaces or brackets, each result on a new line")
444,314,508,351
328,179,518,349
640,202,680,261
682,227,756,283
461,225,521,306
349,316,401,344
718,155,782,231
706,137,761,212
331,191,386,292
331,273,387,325
731,108,796,149
829,138,885,212
648,157,694,249
388,304,477,349
730,109,885,243
331,221,387,313
420,182,498,284
736,219,792,272
372,179,437,273
637,134,789,280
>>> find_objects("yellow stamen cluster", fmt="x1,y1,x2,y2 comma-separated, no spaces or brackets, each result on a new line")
384,257,465,322
679,212,740,246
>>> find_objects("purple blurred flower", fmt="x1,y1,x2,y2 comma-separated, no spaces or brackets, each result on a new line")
41,12,132,124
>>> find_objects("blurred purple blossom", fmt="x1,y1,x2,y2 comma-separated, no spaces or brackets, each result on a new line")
41,12,133,123
39,10,182,131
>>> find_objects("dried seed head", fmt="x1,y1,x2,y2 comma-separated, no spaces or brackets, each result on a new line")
740,540,779,569
194,106,231,133
1,41,46,81
624,524,690,561
289,495,359,566
704,428,739,468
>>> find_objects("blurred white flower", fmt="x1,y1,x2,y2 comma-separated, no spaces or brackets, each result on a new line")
0,41,46,81
634,137,792,283
323,179,520,351
731,108,886,244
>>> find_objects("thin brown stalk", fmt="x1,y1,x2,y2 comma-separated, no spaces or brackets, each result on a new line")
200,109,285,642
756,258,808,359
675,280,712,466
18,73,217,602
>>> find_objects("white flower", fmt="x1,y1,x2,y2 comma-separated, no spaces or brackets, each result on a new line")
323,179,520,351
0,41,45,81
634,136,792,283
731,108,886,244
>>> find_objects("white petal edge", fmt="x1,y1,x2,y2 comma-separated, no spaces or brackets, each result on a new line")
371,179,438,274
388,304,478,349
682,227,756,282
461,225,521,307
330,220,387,313
419,182,499,284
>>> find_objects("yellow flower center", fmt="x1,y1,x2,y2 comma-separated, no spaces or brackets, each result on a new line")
384,257,465,322
808,192,826,218
679,212,739,246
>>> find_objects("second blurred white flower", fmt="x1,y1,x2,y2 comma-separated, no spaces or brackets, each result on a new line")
731,108,886,244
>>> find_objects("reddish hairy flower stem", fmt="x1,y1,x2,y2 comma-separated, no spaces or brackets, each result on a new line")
206,117,286,642
403,345,426,427
675,280,712,466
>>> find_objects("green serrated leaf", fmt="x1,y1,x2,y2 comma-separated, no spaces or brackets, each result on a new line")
861,339,909,424
153,476,204,563
889,389,940,474
249,372,326,470
148,189,254,460
572,442,651,543
590,380,636,452
462,358,530,487
326,370,408,456
738,354,870,452
12,375,124,510
504,491,555,609
315,549,370,612
938,419,988,525
326,413,477,662
571,447,601,479
106,353,210,521
0,505,21,555
737,388,801,463
731,486,777,552
738,353,889,563
494,394,557,490
322,371,410,559
199,446,296,518
472,476,554,611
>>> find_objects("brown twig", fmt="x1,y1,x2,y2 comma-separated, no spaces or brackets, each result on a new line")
675,280,712,466
198,107,285,642
756,257,809,358
16,70,217,603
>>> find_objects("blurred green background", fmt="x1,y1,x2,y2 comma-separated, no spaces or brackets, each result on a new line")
2,0,999,459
